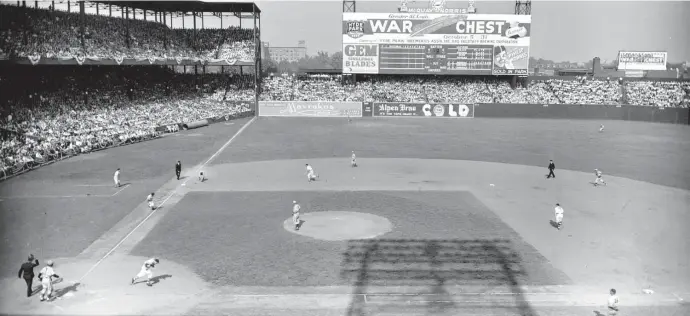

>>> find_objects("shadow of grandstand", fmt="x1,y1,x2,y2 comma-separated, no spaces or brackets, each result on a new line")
341,239,536,316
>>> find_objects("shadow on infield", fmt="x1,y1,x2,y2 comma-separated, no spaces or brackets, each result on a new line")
341,238,535,316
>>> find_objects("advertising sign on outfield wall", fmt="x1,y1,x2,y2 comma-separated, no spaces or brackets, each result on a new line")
372,103,474,117
258,101,363,117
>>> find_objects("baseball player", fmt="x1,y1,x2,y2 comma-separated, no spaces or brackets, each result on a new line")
198,171,205,182
594,169,607,186
599,124,605,132
351,151,357,167
146,193,156,210
113,168,121,188
607,288,619,315
554,203,564,230
305,164,318,182
292,201,301,230
131,258,159,286
37,260,59,301
175,161,182,180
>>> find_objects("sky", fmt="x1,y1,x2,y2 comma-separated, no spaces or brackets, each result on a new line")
21,0,690,63
249,0,690,63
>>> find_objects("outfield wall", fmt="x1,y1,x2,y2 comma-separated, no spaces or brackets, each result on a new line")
258,101,689,125
475,103,689,124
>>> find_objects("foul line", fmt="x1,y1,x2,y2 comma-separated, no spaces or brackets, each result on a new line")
0,194,112,199
111,184,130,197
77,117,257,283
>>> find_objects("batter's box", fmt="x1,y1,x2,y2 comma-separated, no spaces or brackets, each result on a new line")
0,183,129,199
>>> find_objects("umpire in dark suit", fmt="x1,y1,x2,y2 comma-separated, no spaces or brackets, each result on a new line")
175,161,182,180
547,160,556,178
18,254,39,297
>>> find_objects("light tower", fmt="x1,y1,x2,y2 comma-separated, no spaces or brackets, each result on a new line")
515,0,531,15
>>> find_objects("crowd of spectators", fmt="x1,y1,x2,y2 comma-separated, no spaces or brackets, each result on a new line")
258,75,689,107
626,81,690,108
0,66,253,177
0,4,256,61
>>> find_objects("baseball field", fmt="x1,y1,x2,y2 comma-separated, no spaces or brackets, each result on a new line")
0,116,689,316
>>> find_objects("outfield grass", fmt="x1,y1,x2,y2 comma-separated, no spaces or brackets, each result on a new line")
214,118,690,190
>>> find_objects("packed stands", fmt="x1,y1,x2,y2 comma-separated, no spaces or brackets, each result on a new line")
0,4,255,61
258,75,689,107
625,81,690,108
0,66,253,178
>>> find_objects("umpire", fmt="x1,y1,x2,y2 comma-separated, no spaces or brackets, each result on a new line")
547,160,556,179
175,161,182,180
18,254,39,297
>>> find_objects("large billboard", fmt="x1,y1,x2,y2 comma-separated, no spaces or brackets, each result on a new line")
343,13,531,76
617,51,668,71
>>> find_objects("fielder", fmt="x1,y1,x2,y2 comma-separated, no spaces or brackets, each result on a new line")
132,258,159,286
554,203,564,230
599,124,605,132
37,260,59,302
607,288,619,315
292,201,301,231
198,171,205,182
113,168,121,187
146,192,156,210
305,164,318,182
594,169,607,186
351,151,357,167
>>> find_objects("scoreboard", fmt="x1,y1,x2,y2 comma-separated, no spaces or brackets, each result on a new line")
378,44,494,75
342,12,532,76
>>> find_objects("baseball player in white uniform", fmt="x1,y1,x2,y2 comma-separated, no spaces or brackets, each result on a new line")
132,258,159,286
599,124,605,132
198,171,205,182
37,260,59,301
351,151,357,167
594,169,607,186
554,203,564,230
292,201,301,230
113,168,121,187
147,193,155,210
305,164,318,182
607,288,619,315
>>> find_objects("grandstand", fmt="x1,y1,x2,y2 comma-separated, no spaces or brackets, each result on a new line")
0,0,260,180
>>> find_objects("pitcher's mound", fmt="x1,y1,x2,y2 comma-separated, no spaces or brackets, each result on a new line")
283,211,392,241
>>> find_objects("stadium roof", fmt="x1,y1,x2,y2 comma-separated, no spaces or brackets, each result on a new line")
91,1,260,13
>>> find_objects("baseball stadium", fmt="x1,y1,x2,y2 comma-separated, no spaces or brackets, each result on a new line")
0,1,689,316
